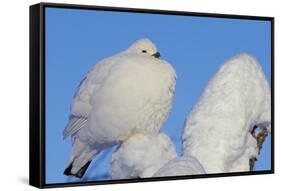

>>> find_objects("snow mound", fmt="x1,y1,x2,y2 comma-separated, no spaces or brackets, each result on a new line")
182,54,271,173
110,133,177,179
153,156,205,177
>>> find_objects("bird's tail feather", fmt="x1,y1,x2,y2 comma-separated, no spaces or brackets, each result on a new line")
64,160,92,178
64,138,100,178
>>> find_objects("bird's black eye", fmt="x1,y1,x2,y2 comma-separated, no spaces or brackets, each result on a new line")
142,50,147,53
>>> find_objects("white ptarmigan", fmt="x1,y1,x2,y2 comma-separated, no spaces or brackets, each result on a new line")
63,38,176,178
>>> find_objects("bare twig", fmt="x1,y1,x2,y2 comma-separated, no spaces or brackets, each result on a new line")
249,126,269,171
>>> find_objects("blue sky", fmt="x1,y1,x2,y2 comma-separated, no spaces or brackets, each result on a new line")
45,7,272,184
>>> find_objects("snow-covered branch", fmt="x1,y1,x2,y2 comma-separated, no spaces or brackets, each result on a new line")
110,133,177,179
182,54,271,173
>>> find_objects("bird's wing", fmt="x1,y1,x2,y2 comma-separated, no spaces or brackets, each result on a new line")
63,115,88,139
63,55,119,139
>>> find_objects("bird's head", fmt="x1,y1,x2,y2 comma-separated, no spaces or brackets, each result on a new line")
125,38,161,58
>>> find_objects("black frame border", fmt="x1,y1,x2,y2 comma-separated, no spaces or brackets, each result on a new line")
29,2,275,189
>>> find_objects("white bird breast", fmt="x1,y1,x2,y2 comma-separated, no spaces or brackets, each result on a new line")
87,55,176,143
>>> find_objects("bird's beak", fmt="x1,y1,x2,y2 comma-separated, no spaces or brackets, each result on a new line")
152,52,160,58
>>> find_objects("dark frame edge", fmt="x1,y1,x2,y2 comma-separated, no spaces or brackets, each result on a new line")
43,170,274,189
29,3,45,188
270,17,275,174
40,2,274,20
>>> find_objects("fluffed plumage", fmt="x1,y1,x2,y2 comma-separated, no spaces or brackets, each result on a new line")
63,38,176,178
